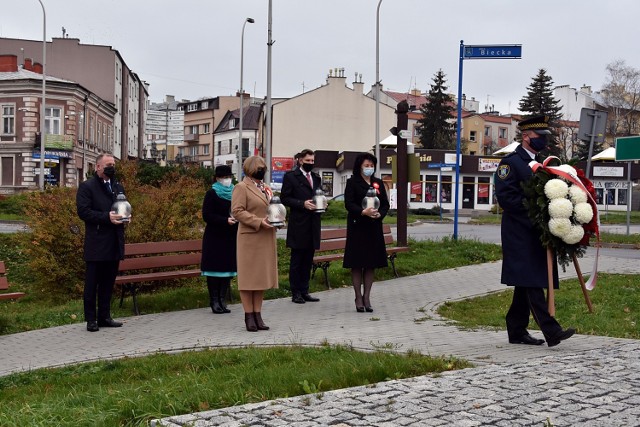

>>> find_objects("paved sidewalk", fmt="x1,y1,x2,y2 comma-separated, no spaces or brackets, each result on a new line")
2,252,639,426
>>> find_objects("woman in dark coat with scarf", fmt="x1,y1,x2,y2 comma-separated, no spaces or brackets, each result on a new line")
201,165,239,314
343,152,390,312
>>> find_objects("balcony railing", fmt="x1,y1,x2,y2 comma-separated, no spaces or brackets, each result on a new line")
184,133,199,142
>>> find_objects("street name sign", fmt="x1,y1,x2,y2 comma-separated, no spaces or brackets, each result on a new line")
463,45,522,59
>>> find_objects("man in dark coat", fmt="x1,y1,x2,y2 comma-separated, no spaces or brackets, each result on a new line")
76,154,127,332
495,115,575,347
281,149,321,304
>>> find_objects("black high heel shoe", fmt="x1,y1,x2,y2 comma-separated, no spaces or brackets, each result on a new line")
355,298,365,312
365,306,373,313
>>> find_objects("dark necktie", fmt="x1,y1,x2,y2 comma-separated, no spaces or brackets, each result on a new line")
105,181,112,193
306,173,313,188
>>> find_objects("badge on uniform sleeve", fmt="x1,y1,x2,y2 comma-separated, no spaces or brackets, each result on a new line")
497,164,510,179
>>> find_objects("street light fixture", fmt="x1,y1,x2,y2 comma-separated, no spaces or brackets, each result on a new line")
37,0,47,190
238,17,254,177
375,0,383,176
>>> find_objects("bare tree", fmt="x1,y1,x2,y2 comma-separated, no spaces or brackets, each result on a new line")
601,60,640,136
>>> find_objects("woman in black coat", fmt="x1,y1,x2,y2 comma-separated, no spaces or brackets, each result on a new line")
343,152,390,312
201,165,239,314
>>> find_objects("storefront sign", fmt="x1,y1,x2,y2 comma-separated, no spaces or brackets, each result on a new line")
593,166,624,177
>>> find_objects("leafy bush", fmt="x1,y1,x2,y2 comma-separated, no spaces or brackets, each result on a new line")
18,160,208,300
0,193,28,216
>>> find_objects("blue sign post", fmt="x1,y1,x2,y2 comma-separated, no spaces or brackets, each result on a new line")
454,41,522,240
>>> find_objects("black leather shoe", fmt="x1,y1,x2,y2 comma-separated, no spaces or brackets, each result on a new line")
292,295,305,304
98,318,123,328
302,294,319,302
365,306,374,313
509,334,545,345
86,321,99,332
547,328,575,347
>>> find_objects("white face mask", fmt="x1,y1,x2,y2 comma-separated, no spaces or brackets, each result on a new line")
362,167,375,177
220,178,232,187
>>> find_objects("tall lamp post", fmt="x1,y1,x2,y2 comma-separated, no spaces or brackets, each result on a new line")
375,0,383,175
238,17,255,176
37,0,47,190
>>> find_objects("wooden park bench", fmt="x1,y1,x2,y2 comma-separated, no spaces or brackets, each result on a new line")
0,261,26,301
311,224,410,289
116,240,203,315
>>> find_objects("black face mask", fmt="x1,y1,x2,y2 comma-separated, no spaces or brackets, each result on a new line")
103,166,116,179
529,135,548,152
253,168,266,180
301,163,314,173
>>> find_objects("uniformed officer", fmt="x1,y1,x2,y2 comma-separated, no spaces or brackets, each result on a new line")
495,115,575,347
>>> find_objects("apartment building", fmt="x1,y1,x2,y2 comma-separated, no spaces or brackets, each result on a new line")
1,37,147,160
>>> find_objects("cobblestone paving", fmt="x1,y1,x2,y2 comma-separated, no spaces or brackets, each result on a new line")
152,342,640,427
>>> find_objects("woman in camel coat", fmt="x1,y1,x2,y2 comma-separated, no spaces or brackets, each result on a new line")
231,155,279,332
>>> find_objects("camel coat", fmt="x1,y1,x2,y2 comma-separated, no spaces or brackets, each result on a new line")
231,177,279,291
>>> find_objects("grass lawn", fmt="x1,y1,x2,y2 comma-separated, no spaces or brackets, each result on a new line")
438,273,640,339
0,345,470,427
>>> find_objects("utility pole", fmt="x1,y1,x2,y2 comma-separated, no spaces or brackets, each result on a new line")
395,100,409,246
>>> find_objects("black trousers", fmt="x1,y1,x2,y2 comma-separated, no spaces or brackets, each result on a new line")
289,248,315,296
84,260,119,322
506,286,562,340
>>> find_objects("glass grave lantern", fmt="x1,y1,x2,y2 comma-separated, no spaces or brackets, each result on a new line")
111,192,132,223
312,188,328,213
361,186,380,211
267,196,286,227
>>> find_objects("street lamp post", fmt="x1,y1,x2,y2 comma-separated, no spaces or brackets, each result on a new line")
37,0,47,190
375,0,383,175
238,17,255,177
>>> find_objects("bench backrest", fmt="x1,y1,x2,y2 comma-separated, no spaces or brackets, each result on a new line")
0,261,8,291
119,240,202,273
317,224,395,252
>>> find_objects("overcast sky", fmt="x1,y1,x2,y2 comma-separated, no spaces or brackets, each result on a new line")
2,0,638,115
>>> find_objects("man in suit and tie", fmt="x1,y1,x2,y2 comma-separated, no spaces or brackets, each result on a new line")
76,154,127,332
281,149,322,304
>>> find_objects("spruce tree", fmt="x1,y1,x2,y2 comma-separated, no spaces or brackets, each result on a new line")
416,70,455,149
518,69,565,159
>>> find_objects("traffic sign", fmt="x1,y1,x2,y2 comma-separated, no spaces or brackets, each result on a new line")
399,130,412,139
578,108,607,142
615,136,640,161
463,45,522,59
427,163,457,168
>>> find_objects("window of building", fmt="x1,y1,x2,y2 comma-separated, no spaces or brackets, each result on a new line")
425,174,437,202
440,176,452,204
1,105,15,135
45,107,62,135
229,118,237,129
187,104,198,112
203,144,210,155
242,138,249,158
217,141,222,155
203,123,210,133
1,156,15,186
469,130,476,142
189,125,198,134
498,127,507,139
477,177,490,205
201,101,208,109
190,146,198,157
618,189,627,205
484,126,491,137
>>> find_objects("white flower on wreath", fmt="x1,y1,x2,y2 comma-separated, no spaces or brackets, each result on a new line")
549,218,572,238
563,224,585,245
569,185,588,205
544,179,569,200
574,202,594,224
555,164,578,181
548,198,574,218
